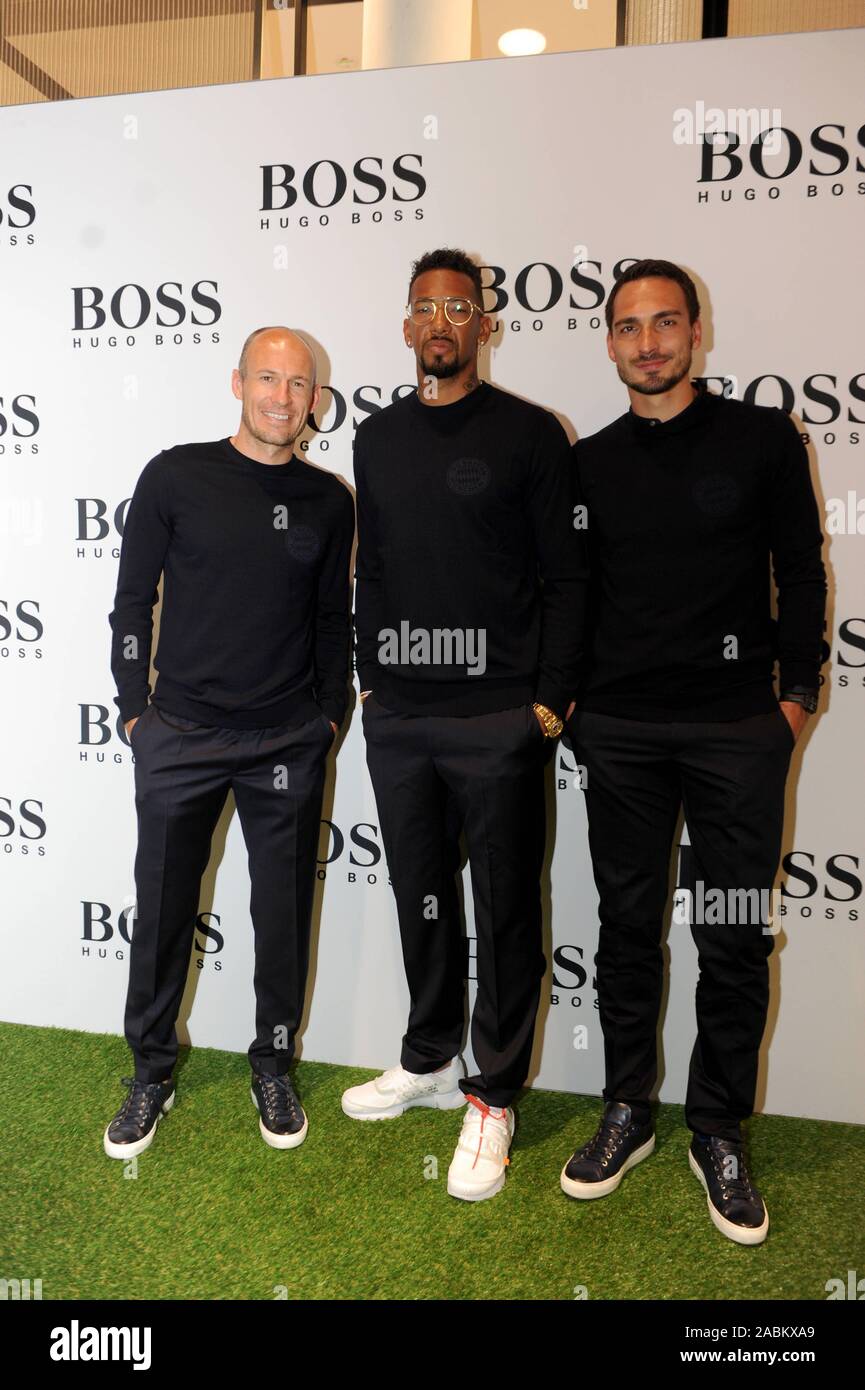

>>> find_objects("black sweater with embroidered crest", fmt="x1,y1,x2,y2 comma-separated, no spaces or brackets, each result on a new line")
573,387,826,720
109,438,354,729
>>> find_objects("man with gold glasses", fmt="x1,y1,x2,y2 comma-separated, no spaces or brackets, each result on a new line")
343,247,587,1201
405,293,485,327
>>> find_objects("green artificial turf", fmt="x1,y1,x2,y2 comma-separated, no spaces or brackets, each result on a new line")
2,1022,862,1301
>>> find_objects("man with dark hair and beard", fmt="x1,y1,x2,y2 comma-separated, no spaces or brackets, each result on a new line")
344,248,587,1201
105,327,354,1159
562,260,826,1244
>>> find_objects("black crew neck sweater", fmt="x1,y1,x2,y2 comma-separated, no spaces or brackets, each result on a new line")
573,386,827,721
109,437,354,729
353,382,587,718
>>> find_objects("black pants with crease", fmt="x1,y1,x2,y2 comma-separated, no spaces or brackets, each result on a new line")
363,694,554,1108
570,706,794,1140
125,701,333,1084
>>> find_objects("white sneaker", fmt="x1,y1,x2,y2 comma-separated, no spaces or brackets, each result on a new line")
341,1056,466,1121
447,1095,515,1202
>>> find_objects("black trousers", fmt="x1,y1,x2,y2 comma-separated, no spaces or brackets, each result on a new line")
125,702,333,1083
570,707,794,1140
363,695,553,1108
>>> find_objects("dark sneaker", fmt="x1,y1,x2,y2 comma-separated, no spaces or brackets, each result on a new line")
103,1076,175,1159
251,1072,308,1149
560,1100,655,1199
689,1132,769,1245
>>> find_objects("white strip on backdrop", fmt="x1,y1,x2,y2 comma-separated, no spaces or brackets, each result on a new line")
1,27,862,1123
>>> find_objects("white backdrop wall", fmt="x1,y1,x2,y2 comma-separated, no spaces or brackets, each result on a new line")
1,28,863,1123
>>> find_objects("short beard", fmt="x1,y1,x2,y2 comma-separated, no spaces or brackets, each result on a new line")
422,355,461,380
620,357,691,397
420,336,466,380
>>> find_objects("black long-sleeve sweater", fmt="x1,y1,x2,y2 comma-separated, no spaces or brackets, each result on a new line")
573,385,827,720
109,438,355,729
354,382,587,718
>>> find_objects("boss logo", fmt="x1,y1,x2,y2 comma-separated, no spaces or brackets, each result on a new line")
71,280,221,331
261,155,425,211
81,902,225,964
698,371,865,431
0,798,46,853
317,820,386,884
480,258,640,332
75,498,130,540
0,395,38,437
0,600,42,643
837,618,865,668
0,184,36,227
780,853,861,923
698,123,865,182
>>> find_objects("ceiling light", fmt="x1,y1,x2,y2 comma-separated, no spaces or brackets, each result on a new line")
498,28,547,57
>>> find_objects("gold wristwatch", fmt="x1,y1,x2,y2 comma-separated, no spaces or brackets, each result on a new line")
533,702,563,738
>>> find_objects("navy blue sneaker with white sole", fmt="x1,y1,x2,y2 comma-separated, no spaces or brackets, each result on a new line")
561,1100,655,1199
251,1071,308,1149
689,1132,769,1245
103,1076,175,1159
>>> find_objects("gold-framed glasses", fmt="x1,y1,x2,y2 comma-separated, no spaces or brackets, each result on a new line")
406,296,484,326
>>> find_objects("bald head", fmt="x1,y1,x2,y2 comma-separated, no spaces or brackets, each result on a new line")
238,325,317,390
231,326,321,462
